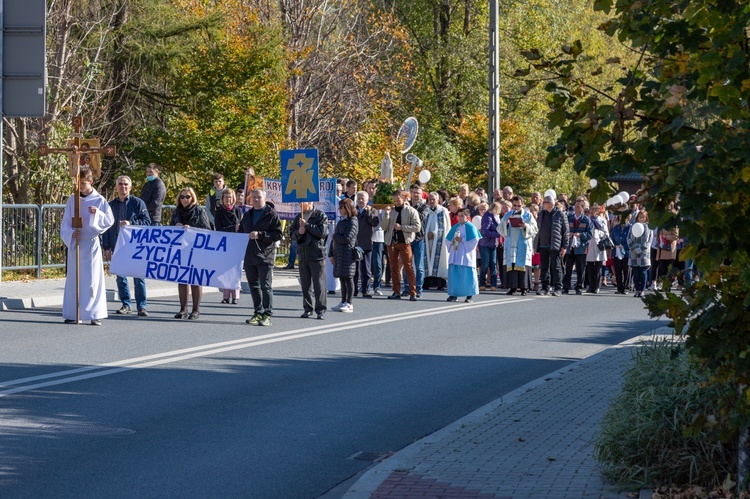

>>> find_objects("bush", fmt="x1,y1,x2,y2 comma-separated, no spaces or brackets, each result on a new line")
595,338,738,490
372,181,398,205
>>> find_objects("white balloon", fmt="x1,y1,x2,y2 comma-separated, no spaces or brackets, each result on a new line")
631,222,644,238
605,196,620,206
589,179,598,188
418,170,431,183
617,191,629,203
544,189,556,200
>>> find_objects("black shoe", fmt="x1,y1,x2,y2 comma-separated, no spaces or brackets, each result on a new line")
561,289,569,295
64,319,79,324
137,309,149,317
551,291,561,297
409,295,417,301
221,298,230,304
284,265,295,269
387,293,401,300
188,311,200,320
520,290,527,296
300,311,313,318
90,319,102,326
232,298,239,304
316,312,325,320
362,293,373,298
506,290,515,295
174,311,188,319
576,289,582,295
447,296,457,302
116,305,131,315
465,297,473,303
327,290,336,295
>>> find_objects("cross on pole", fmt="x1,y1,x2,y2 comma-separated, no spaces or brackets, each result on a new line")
38,116,116,325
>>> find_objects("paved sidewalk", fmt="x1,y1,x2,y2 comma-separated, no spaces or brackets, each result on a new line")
343,329,670,499
0,268,301,310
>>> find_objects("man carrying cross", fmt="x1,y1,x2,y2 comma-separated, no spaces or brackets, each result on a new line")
60,166,114,325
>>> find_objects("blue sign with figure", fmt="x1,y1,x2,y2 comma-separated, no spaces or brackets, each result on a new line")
280,149,319,202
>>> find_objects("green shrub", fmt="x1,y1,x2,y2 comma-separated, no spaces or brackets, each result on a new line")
595,338,738,490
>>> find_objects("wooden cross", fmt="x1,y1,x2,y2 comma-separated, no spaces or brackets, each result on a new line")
38,115,117,325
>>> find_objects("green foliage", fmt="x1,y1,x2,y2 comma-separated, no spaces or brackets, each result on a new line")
372,181,399,205
529,0,750,444
596,338,737,489
133,4,287,198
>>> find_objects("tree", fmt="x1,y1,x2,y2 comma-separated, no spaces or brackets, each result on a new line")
527,0,750,486
134,1,288,193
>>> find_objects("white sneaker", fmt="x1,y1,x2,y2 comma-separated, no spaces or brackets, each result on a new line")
373,289,383,296
331,302,345,312
340,303,353,313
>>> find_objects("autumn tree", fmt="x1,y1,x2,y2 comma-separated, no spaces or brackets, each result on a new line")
134,1,287,193
527,0,750,487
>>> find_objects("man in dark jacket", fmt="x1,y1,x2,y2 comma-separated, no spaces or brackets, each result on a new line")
535,196,569,296
239,189,283,326
354,190,380,298
290,202,329,319
140,162,166,225
102,175,151,316
562,196,594,295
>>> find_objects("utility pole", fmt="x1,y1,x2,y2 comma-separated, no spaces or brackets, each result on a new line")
488,0,500,197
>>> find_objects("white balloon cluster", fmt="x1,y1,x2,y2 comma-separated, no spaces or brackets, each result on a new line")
631,222,645,238
605,191,630,207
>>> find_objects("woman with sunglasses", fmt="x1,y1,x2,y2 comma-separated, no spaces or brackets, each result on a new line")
169,187,212,319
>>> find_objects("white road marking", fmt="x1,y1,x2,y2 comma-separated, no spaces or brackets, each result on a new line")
0,298,531,397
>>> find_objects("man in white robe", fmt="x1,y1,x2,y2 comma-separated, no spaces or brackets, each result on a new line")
423,191,450,290
61,167,115,325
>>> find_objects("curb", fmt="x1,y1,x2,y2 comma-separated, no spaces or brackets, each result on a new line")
342,326,674,498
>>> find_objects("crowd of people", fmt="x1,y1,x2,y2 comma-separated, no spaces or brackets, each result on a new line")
59,166,692,326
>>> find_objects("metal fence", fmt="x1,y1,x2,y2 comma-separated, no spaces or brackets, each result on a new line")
1,204,293,277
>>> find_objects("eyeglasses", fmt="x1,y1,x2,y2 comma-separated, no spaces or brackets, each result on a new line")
179,195,191,199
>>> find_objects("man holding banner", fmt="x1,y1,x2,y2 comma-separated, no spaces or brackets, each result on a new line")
239,189,283,326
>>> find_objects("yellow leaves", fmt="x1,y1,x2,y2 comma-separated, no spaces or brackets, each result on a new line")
742,79,750,94
742,166,750,183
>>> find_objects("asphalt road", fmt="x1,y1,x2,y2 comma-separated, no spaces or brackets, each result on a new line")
0,286,663,498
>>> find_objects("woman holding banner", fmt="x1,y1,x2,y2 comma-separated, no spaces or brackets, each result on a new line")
170,187,212,319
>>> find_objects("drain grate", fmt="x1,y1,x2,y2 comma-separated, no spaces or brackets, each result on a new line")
347,451,385,462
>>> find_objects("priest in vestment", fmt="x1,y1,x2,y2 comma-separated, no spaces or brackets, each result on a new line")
423,192,450,290
60,167,114,324
497,196,538,296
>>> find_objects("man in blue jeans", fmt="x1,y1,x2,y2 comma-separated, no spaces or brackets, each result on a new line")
102,175,151,316
402,185,428,297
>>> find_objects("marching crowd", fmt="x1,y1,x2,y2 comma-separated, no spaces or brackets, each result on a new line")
59,165,691,326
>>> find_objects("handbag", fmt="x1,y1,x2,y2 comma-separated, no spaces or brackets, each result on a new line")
352,246,364,261
598,234,614,251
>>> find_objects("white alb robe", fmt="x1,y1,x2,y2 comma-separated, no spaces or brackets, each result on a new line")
424,205,450,279
61,189,115,321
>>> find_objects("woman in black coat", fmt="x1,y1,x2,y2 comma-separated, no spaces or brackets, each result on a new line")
170,187,212,319
329,198,359,312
